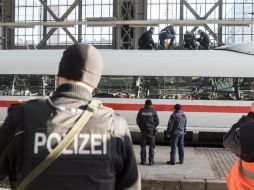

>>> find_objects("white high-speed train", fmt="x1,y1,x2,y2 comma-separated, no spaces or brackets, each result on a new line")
0,42,254,143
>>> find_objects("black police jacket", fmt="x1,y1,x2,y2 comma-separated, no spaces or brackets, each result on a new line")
223,112,254,162
138,31,155,49
197,31,210,46
159,26,176,40
136,105,159,134
167,111,187,136
184,33,196,46
0,84,140,190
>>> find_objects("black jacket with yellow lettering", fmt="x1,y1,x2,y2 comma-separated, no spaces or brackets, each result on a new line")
0,84,140,190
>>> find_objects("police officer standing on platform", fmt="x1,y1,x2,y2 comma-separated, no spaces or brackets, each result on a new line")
0,44,140,190
166,104,187,165
136,99,159,166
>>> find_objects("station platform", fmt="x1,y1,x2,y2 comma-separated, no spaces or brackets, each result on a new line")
134,145,235,190
0,146,235,190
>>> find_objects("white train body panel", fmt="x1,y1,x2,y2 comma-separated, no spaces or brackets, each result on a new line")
0,42,253,136
99,98,250,133
1,46,254,78
0,96,250,132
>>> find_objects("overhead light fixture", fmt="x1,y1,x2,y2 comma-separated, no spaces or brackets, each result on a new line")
219,24,250,27
45,21,75,28
7,25,35,29
130,24,159,27
86,17,116,21
87,23,116,27
86,17,117,27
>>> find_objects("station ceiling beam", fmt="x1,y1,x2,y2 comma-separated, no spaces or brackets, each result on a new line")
0,20,252,28
37,0,81,48
181,0,221,44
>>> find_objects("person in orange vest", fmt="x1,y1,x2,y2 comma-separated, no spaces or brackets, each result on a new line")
223,102,254,190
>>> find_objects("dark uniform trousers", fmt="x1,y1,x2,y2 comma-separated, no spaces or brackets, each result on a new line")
136,105,159,164
167,110,186,164
140,132,155,162
170,134,184,163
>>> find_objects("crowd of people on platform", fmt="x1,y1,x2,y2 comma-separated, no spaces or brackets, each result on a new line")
138,25,211,50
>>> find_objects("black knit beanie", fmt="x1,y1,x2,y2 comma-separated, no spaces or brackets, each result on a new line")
175,104,181,111
58,44,103,88
145,99,152,106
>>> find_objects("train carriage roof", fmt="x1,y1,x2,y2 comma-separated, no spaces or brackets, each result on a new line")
0,42,253,78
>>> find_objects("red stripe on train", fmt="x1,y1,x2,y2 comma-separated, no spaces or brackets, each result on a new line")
0,101,249,113
103,103,249,113
0,100,25,107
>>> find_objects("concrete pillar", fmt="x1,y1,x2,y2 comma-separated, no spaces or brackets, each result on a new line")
0,0,2,49
114,0,134,49
133,0,146,49
0,27,3,49
218,0,223,46
113,0,120,49
4,0,15,49
114,0,145,49
42,0,48,48
179,0,184,43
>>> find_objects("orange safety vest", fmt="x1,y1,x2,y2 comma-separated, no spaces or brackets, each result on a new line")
227,159,254,190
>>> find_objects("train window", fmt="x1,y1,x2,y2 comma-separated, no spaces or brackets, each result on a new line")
1,74,253,100
95,76,254,100
0,75,56,96
94,76,137,98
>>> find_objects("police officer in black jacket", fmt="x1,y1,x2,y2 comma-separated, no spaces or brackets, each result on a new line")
184,31,197,50
136,100,159,166
138,27,156,50
223,102,254,161
159,25,176,49
197,29,210,50
0,44,140,190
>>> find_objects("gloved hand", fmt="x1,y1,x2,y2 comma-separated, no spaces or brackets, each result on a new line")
153,128,158,135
